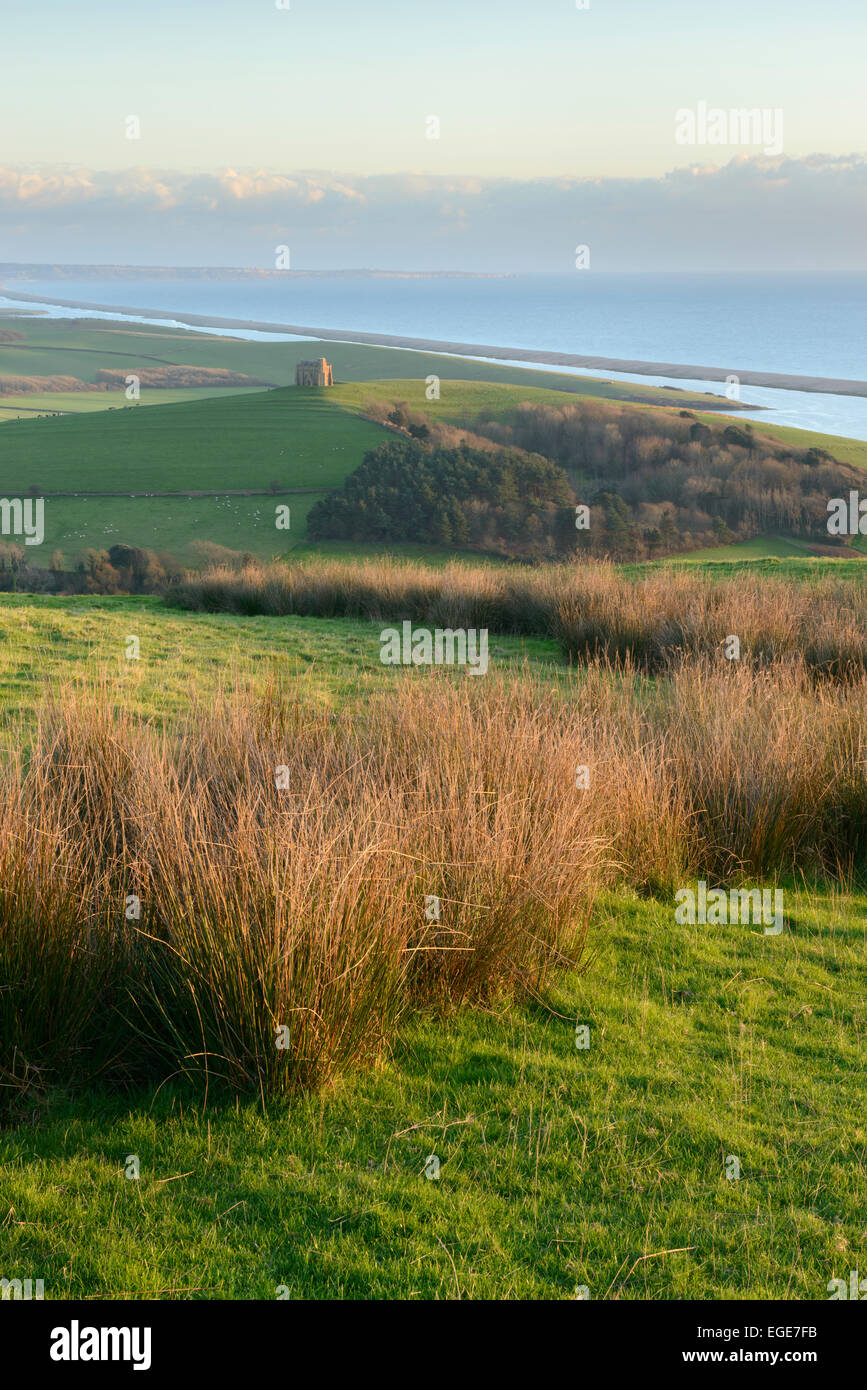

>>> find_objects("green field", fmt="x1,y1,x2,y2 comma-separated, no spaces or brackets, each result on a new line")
0,389,388,496
0,389,388,563
0,593,556,721
2,884,863,1300
0,386,264,421
21,492,328,567
633,556,867,586
327,376,722,421
0,320,288,384
0,314,746,408
666,535,817,563
1,314,864,568
0,592,863,1300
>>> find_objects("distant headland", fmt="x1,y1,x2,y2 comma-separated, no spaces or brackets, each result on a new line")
0,264,514,282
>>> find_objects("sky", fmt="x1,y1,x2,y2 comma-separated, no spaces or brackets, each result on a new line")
1,0,865,269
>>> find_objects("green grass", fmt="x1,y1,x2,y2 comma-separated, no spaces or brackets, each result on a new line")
18,492,327,567
0,389,389,495
667,535,865,565
0,594,560,720
0,885,863,1299
0,386,264,419
629,554,867,583
0,592,863,1299
0,315,746,409
328,376,729,419
667,536,817,563
0,389,392,561
1,316,863,569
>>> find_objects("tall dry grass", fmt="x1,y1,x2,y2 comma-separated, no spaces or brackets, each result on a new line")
0,678,602,1111
170,558,867,677
2,654,865,1115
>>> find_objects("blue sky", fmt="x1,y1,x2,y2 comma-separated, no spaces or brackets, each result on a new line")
0,1,864,268
3,0,865,176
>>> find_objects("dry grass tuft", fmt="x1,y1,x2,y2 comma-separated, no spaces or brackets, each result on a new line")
4,560,867,1112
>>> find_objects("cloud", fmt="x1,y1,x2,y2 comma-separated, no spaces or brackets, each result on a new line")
0,155,863,270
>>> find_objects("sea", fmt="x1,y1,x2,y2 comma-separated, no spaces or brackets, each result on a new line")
1,272,865,440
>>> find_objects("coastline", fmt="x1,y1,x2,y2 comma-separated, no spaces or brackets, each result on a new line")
2,286,864,399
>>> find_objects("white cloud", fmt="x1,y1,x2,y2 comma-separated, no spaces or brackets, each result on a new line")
0,155,863,270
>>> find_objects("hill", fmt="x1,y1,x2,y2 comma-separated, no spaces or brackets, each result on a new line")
310,393,865,561
0,313,754,413
0,338,864,567
0,389,390,564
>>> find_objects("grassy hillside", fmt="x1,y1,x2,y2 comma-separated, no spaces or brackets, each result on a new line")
21,492,328,568
0,389,391,563
0,389,387,495
0,590,863,1300
329,379,867,474
1,883,862,1301
327,377,721,421
0,335,863,566
0,386,264,421
0,375,734,565
0,314,746,409
693,410,867,473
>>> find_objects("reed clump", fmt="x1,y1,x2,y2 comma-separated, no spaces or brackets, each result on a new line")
171,558,867,677
2,648,865,1115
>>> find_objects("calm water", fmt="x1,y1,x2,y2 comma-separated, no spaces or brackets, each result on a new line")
3,272,865,439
